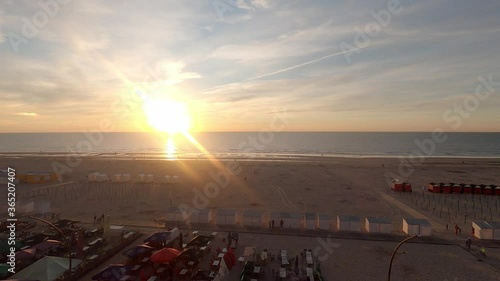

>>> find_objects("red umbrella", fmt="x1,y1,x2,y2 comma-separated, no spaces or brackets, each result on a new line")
150,248,181,264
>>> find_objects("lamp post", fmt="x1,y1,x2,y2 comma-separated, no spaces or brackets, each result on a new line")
387,235,417,281
24,215,73,278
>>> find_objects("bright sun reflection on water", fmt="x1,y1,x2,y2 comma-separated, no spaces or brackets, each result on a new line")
166,138,176,158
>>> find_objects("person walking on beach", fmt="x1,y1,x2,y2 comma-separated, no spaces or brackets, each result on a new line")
280,219,284,228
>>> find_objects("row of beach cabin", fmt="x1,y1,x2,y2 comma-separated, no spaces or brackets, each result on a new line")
87,172,179,183
428,182,500,195
391,181,413,192
166,207,433,236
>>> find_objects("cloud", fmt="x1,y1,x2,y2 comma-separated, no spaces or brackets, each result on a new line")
16,112,38,116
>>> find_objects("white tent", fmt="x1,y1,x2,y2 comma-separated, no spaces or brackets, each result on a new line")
212,255,230,281
366,217,392,233
318,214,331,230
337,215,361,232
305,213,317,230
472,221,494,240
11,256,81,281
403,218,432,236
486,221,500,240
242,210,263,227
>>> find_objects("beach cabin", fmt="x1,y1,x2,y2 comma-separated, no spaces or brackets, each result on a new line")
305,213,317,230
242,210,263,227
162,175,171,184
270,212,303,229
472,221,494,240
215,209,237,226
189,209,211,224
494,185,500,196
19,172,58,184
441,184,452,194
136,174,145,183
392,181,403,192
365,217,392,234
486,221,500,240
473,184,482,195
428,183,440,193
145,174,154,183
121,173,131,182
462,184,472,194
96,174,109,182
337,215,361,232
166,206,185,223
452,184,462,194
403,183,412,192
403,218,432,236
112,174,121,183
484,185,493,195
88,172,99,182
318,214,331,230
171,175,179,183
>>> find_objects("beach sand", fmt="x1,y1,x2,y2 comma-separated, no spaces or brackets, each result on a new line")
2,156,500,280
2,156,500,228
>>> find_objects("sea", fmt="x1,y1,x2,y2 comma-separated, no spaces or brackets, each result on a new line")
0,132,499,158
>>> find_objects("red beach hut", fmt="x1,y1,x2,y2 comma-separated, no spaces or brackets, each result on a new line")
403,183,412,192
428,183,440,193
472,184,482,195
442,183,452,194
392,181,403,192
462,184,472,194
494,185,500,196
484,186,493,195
452,184,462,194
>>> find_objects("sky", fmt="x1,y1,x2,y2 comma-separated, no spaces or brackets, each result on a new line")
1,0,500,132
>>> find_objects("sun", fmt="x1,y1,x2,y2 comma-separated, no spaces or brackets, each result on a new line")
143,98,191,133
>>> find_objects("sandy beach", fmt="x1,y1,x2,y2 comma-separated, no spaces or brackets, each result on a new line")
1,156,500,228
2,156,500,280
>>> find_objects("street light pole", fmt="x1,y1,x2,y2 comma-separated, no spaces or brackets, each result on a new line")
25,215,73,278
387,235,417,281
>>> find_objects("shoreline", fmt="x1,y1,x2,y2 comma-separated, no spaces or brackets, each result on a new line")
2,152,500,161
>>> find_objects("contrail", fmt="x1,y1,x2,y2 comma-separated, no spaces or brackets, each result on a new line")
246,48,360,81
200,47,361,93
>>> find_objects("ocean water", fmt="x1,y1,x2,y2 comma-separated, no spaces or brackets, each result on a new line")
0,132,499,158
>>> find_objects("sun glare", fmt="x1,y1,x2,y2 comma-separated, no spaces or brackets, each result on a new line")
144,99,191,133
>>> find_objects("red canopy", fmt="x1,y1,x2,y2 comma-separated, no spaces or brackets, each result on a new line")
150,247,181,264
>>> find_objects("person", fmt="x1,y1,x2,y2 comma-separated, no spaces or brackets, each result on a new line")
271,219,275,228
480,246,486,256
280,219,284,227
